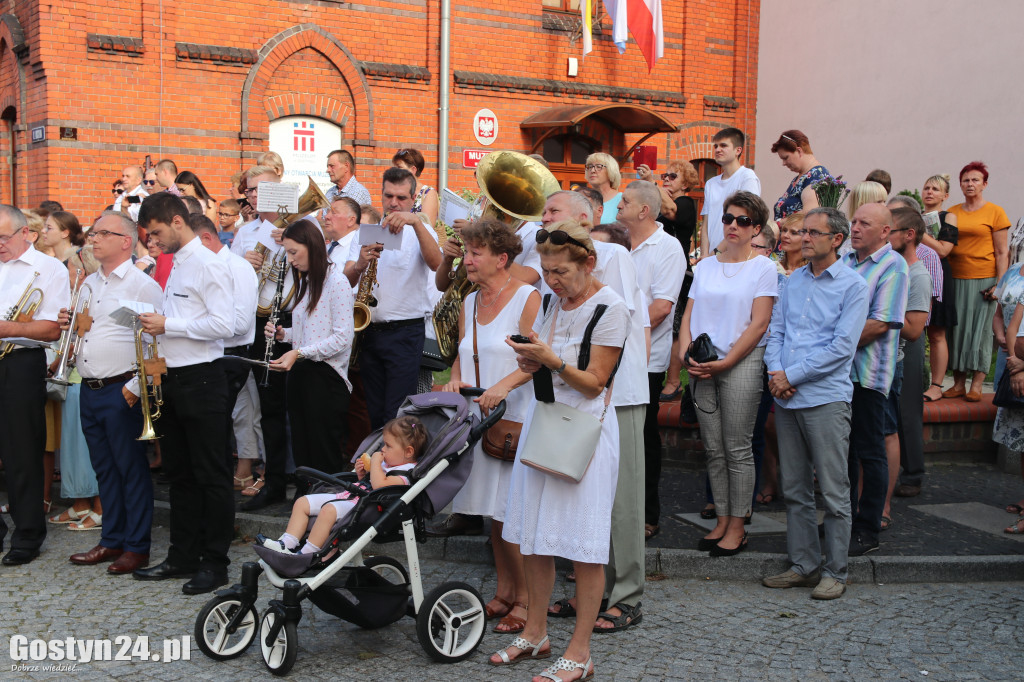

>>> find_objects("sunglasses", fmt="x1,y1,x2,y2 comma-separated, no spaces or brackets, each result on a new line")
536,229,591,252
142,179,157,186
661,173,678,181
111,188,124,195
722,213,755,227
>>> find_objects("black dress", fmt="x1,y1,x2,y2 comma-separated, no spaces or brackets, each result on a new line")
930,211,959,328
659,195,696,336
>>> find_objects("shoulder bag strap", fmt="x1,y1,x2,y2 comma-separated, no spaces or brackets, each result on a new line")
471,295,481,388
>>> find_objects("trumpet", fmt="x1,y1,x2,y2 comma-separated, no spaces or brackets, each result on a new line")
49,269,93,386
133,321,166,441
0,271,44,361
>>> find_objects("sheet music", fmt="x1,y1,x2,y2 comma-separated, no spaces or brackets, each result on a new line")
357,224,404,251
256,181,300,213
110,300,156,328
440,188,471,225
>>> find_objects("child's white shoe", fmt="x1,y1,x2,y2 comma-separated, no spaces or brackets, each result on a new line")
259,536,293,553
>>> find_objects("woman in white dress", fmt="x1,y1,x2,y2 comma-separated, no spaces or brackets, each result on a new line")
442,219,540,633
493,220,628,682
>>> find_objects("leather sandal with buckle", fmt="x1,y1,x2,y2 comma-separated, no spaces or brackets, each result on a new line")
489,635,550,666
49,506,89,525
68,511,103,531
536,655,594,681
493,602,527,634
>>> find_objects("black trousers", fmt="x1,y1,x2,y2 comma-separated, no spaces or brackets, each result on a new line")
644,372,663,526
218,355,253,456
359,319,424,430
159,361,232,571
287,361,350,474
898,336,926,487
0,349,47,551
252,314,292,488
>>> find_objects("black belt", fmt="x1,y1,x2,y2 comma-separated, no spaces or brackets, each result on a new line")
225,345,251,356
83,370,135,390
368,317,423,331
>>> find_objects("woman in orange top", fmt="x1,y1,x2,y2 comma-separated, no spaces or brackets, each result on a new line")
943,161,1011,401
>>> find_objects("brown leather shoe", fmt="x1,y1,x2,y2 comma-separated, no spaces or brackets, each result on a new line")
107,551,150,575
70,545,123,566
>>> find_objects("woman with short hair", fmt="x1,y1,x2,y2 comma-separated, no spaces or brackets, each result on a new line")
392,148,440,225
585,152,623,224
919,174,959,402
775,211,809,275
770,130,831,221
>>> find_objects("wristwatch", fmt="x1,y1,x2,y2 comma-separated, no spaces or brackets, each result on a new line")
551,359,566,375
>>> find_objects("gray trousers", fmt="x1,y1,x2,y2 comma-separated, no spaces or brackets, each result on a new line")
898,335,926,487
605,404,646,608
776,401,853,581
693,347,764,518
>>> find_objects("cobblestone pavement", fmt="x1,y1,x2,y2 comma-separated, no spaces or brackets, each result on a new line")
3,523,1022,680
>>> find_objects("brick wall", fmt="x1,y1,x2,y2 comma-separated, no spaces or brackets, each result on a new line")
0,0,760,218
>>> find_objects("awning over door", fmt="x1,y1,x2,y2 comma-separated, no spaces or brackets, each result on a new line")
520,103,679,160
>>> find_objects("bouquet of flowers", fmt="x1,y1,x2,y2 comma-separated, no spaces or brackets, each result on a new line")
812,175,850,210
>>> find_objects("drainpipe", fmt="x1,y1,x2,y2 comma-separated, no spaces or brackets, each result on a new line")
438,0,451,190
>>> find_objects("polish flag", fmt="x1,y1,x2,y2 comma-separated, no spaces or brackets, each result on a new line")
603,0,664,71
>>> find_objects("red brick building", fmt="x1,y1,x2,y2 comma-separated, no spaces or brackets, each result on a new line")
0,0,759,217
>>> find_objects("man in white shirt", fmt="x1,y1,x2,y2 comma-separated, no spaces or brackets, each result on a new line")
618,180,685,541
324,150,372,214
134,193,236,595
230,165,282,259
344,166,441,428
699,128,761,258
66,211,163,576
541,190,650,630
114,165,149,222
324,196,361,268
0,205,70,565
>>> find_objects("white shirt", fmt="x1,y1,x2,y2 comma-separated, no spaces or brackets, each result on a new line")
161,237,235,367
701,166,761,251
689,254,778,358
282,264,354,389
216,246,259,347
229,218,266,257
593,241,650,407
76,259,163,379
346,220,440,322
630,225,685,372
328,231,357,269
515,222,542,288
0,246,70,339
112,184,149,222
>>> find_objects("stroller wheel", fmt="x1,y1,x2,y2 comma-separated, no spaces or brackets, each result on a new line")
194,596,258,660
415,581,486,663
364,555,409,584
259,608,298,676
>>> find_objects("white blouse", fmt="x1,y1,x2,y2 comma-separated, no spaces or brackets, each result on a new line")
281,264,355,389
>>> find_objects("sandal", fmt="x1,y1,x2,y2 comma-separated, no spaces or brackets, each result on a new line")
536,656,594,681
49,506,89,524
659,386,682,402
1005,503,1024,515
43,499,53,514
593,601,643,633
68,511,102,531
881,515,892,531
1005,518,1024,534
923,383,944,402
240,477,265,497
489,634,550,666
547,598,576,619
493,602,527,634
565,570,576,583
700,504,717,520
644,523,660,540
756,492,776,505
485,596,513,620
0,504,8,514
233,475,254,491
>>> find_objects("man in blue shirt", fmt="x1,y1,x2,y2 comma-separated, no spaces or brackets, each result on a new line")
762,207,869,600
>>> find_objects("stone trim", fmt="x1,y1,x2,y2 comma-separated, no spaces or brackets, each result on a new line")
86,33,144,56
703,95,738,113
541,9,600,34
175,42,257,66
0,13,26,55
264,94,352,127
360,61,431,83
453,71,685,108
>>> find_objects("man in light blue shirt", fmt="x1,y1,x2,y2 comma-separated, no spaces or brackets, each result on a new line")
762,207,869,600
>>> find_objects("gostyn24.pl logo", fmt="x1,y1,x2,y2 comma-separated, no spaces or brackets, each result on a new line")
9,635,191,666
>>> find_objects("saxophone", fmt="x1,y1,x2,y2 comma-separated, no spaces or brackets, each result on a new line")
349,257,378,366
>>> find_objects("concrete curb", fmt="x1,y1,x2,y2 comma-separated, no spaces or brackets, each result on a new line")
154,502,1024,584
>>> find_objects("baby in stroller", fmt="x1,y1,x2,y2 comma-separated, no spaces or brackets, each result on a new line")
262,416,428,555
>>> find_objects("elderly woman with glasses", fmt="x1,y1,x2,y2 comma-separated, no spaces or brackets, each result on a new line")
770,130,831,221
585,153,623,224
681,191,777,557
493,220,628,681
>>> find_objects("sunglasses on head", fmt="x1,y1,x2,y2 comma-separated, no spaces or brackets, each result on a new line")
536,229,590,252
722,213,755,227
661,172,678,181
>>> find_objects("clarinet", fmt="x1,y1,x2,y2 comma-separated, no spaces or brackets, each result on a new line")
260,255,287,387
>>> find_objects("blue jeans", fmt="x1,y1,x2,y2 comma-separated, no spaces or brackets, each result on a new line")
849,383,888,543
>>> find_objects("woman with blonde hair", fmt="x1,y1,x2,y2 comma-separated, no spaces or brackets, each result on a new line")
775,211,808,275
919,174,959,402
847,181,888,219
257,151,285,179
585,152,623,224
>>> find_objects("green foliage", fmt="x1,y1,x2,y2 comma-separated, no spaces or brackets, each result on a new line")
898,189,924,210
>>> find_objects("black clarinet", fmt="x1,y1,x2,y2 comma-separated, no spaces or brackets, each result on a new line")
261,255,287,387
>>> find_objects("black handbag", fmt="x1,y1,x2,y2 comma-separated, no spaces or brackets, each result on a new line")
994,371,1024,408
684,333,718,365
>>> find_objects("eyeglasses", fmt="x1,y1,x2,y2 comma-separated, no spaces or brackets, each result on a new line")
88,229,129,240
584,164,606,172
142,179,157,186
111,188,125,196
661,173,678,181
750,243,771,251
536,229,591,253
794,229,834,239
722,213,755,227
218,212,239,218
243,187,258,195
0,231,20,245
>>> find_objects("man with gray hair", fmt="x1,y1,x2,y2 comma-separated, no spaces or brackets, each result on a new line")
67,211,163,575
114,165,149,221
763,207,869,600
617,180,685,543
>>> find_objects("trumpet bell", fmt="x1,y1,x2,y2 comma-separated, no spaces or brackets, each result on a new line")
137,423,160,441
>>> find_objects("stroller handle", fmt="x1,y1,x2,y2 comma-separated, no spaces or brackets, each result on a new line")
293,467,368,497
460,386,508,442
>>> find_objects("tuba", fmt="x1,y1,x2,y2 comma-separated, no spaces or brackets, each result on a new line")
133,322,166,441
49,269,93,386
0,272,44,361
255,177,330,316
432,151,560,364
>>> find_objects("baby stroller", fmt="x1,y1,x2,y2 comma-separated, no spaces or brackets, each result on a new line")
192,389,504,675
